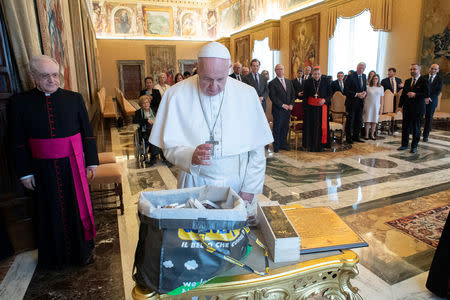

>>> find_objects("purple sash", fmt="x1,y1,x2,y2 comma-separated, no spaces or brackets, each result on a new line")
29,133,96,241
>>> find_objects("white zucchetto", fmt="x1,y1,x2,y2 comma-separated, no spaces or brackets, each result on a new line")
197,42,231,60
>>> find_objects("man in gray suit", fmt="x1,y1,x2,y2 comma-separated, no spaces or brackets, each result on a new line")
243,58,268,112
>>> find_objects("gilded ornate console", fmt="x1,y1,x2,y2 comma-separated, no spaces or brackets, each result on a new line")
132,250,362,300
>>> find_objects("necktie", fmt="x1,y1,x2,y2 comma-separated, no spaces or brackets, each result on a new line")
281,78,286,90
412,78,416,87
237,74,241,81
254,73,259,88
429,76,433,83
339,81,343,92
391,78,396,93
358,75,363,89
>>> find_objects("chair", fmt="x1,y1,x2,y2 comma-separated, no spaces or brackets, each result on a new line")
378,90,396,135
98,87,118,120
289,100,303,149
89,163,124,215
393,89,403,131
115,88,137,123
98,152,116,164
329,92,346,143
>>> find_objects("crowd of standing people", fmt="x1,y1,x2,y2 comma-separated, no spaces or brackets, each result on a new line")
139,59,443,156
229,60,442,154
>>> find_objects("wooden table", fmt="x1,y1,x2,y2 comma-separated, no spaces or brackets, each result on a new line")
132,249,362,300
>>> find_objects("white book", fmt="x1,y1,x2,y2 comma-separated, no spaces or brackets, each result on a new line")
257,202,300,263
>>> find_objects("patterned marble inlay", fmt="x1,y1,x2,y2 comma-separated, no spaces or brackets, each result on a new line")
343,190,450,285
266,158,364,187
359,158,398,168
385,141,449,163
429,134,450,142
128,169,166,195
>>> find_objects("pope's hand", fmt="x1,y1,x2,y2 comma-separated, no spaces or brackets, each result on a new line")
147,118,154,124
86,166,97,180
21,176,35,190
425,98,430,104
192,144,212,165
318,99,326,105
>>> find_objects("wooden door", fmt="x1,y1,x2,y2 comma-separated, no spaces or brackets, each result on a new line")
117,60,145,100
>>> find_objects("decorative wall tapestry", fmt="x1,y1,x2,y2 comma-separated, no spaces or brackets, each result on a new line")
419,0,449,99
289,13,320,78
146,45,176,82
36,0,77,90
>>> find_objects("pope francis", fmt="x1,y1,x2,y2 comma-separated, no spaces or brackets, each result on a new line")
150,42,273,224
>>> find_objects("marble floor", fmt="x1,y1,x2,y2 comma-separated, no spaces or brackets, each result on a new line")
1,123,449,300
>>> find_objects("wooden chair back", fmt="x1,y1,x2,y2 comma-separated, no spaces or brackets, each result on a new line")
383,90,394,113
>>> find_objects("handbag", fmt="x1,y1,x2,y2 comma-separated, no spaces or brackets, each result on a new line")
133,186,269,295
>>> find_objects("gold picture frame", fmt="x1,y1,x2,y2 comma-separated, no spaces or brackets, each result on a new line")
144,7,173,37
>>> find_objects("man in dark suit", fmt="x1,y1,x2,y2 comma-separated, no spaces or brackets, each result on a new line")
344,62,367,144
381,67,404,94
268,64,295,152
331,71,345,94
229,62,242,81
381,67,403,108
243,58,268,112
292,69,304,99
397,63,429,153
422,64,443,142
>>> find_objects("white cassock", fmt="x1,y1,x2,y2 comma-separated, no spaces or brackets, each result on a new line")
150,75,273,203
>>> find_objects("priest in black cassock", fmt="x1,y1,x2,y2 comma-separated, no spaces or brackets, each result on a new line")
302,66,332,152
10,55,99,269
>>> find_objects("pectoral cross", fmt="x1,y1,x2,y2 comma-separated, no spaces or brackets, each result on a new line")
206,134,219,156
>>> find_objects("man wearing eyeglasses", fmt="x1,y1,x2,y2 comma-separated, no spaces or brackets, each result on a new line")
10,55,99,269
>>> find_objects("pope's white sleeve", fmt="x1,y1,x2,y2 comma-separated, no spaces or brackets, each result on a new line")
163,146,200,176
240,146,266,195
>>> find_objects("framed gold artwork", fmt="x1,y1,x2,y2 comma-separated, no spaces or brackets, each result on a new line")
289,13,320,78
234,35,250,68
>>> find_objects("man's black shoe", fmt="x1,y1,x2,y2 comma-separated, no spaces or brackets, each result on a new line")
410,148,417,153
423,137,429,142
353,139,364,143
346,140,353,144
280,145,290,151
397,146,408,151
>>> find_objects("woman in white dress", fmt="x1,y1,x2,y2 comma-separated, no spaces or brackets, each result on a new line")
363,74,384,140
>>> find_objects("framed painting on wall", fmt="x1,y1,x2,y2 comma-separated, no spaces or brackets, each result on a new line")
289,13,320,78
144,7,173,36
146,45,176,81
418,0,449,100
235,35,250,68
36,0,78,91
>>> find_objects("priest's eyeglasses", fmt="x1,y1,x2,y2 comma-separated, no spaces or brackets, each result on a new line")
36,72,59,80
